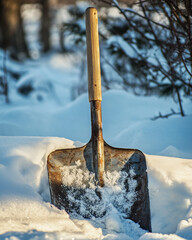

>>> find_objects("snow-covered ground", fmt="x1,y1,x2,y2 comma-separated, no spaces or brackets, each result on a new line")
0,52,192,240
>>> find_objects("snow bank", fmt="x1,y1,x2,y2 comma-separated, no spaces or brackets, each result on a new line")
0,136,192,239
146,154,192,234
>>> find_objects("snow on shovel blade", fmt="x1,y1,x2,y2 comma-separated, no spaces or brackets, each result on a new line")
47,140,151,231
47,7,151,232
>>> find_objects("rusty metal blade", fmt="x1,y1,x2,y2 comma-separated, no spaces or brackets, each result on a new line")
47,140,151,231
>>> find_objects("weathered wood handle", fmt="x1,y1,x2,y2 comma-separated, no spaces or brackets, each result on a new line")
86,7,102,102
86,7,104,187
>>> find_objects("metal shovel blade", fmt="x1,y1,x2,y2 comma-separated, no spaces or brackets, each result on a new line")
47,140,151,231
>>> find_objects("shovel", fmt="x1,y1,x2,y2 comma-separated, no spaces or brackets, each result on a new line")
47,7,151,232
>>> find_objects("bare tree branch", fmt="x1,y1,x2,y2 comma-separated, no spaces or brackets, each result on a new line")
151,108,181,120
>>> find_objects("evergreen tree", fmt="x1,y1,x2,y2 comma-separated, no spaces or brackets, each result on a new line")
98,0,192,116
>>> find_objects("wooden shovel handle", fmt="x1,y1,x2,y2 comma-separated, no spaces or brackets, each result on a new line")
86,7,102,102
86,8,104,187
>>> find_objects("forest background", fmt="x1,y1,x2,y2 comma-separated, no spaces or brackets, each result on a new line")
0,0,191,116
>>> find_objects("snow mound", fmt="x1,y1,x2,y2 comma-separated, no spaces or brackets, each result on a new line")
0,136,192,239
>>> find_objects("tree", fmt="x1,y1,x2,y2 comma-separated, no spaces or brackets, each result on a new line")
40,0,51,52
97,0,192,116
0,0,29,59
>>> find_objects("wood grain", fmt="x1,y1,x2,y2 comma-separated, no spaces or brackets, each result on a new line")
86,7,102,102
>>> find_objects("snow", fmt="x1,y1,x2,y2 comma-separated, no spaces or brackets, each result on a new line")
0,51,192,239
61,161,137,219
1,137,192,239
